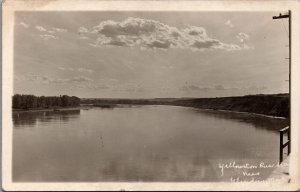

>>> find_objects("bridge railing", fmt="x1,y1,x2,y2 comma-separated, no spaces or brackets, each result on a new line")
279,126,290,163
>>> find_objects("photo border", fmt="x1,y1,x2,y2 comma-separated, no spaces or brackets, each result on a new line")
2,0,300,191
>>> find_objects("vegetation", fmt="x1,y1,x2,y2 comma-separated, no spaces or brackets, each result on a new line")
81,93,290,118
13,94,80,110
12,93,289,118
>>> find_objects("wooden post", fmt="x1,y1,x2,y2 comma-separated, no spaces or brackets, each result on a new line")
273,11,292,163
280,131,283,163
288,10,291,154
288,128,291,154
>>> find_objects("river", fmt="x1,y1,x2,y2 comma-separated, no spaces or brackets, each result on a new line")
12,105,289,182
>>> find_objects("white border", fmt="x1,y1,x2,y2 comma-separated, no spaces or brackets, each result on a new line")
2,0,300,191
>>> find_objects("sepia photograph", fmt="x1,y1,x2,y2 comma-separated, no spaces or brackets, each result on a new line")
2,0,300,191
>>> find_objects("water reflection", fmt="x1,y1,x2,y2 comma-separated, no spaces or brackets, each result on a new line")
191,108,289,132
13,106,288,132
12,106,288,182
13,110,80,128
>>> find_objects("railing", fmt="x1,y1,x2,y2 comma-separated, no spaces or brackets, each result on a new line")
279,126,290,163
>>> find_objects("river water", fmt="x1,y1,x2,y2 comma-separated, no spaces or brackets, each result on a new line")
12,105,289,182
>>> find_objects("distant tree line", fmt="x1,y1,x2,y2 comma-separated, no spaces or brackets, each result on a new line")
13,94,80,109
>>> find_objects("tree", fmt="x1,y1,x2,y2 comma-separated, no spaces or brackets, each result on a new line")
12,94,81,109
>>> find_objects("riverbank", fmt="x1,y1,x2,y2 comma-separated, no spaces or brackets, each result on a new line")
176,94,289,118
13,107,81,113
13,93,289,119
204,108,287,120
81,93,289,118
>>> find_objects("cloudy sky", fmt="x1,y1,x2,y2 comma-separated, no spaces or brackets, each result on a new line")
14,11,289,98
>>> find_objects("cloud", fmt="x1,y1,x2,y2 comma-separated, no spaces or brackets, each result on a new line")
57,67,93,73
179,84,230,92
19,22,29,28
67,76,93,83
215,85,225,90
70,78,119,91
187,85,202,91
57,67,66,71
57,67,75,71
179,84,268,94
111,83,144,92
192,39,221,49
40,34,58,40
122,62,135,71
83,17,246,51
77,68,93,73
52,27,68,33
14,74,43,82
70,83,110,91
78,27,89,34
236,32,250,43
79,36,89,40
244,85,268,91
36,25,47,32
189,85,212,91
46,76,93,84
99,78,119,84
180,85,213,92
36,25,67,35
224,20,234,28
17,74,93,84
78,27,91,40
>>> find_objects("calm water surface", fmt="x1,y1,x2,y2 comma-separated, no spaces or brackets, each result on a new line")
13,105,289,182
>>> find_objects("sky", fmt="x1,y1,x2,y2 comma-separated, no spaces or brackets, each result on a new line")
13,11,289,98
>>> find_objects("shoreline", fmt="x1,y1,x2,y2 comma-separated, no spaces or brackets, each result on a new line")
205,108,287,120
82,94,289,119
12,104,288,120
138,104,288,120
168,105,288,120
122,104,288,120
13,107,81,113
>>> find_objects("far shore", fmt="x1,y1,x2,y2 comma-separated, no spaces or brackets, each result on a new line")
141,104,289,120
81,93,290,119
12,104,288,121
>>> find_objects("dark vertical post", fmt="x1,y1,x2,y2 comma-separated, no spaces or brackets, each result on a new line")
273,11,292,162
288,128,291,154
280,131,283,163
288,10,291,154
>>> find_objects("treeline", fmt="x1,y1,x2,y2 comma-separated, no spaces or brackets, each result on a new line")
171,94,290,118
13,94,80,109
82,93,289,118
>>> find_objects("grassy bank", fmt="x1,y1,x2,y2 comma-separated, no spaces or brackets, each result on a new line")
81,93,289,118
169,94,289,118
